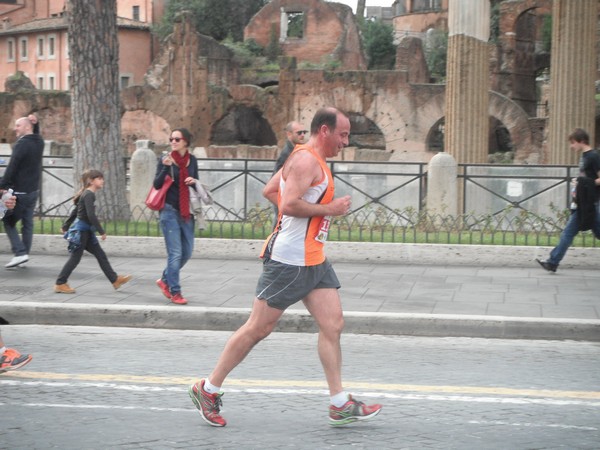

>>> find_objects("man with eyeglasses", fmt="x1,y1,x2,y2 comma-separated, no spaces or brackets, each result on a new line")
272,121,307,219
273,121,308,175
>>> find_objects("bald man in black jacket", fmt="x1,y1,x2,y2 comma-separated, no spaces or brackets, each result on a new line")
1,114,44,268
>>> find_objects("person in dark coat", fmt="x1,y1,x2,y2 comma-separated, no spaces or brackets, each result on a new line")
537,128,600,272
0,114,44,268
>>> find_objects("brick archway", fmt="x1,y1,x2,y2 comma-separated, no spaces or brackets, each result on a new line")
489,91,538,163
495,0,552,116
211,105,277,146
419,91,538,163
296,91,412,161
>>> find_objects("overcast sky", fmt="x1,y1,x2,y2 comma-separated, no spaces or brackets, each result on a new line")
325,0,392,14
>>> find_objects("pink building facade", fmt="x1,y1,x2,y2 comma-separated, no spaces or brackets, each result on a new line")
0,0,165,91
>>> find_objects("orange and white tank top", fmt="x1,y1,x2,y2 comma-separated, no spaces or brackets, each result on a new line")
260,145,334,266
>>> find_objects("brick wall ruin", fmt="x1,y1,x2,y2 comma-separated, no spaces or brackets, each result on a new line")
0,1,552,164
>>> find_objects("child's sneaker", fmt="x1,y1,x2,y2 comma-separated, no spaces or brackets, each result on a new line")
0,348,32,374
188,379,226,427
329,395,382,426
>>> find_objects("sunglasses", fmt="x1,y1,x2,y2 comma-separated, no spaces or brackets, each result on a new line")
296,130,308,136
169,137,183,143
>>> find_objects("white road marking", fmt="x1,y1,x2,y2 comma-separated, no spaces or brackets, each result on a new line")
2,374,599,433
2,379,600,408
467,420,597,432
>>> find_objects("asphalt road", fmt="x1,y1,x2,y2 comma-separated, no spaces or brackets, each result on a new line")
1,325,599,449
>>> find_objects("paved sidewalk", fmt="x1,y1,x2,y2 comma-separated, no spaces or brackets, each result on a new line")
1,250,599,341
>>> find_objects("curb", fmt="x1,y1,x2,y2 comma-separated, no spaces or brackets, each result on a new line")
27,235,600,268
2,302,599,341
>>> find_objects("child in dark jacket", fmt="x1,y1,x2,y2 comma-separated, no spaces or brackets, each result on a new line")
54,169,131,294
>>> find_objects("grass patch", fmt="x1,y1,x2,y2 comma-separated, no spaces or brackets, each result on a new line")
15,217,600,248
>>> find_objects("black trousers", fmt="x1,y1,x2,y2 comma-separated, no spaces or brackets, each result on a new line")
56,231,117,285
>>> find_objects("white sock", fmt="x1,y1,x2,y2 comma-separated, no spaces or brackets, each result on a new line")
0,347,6,354
203,379,221,394
330,391,349,408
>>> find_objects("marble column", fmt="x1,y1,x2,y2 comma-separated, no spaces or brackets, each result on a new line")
444,0,491,164
546,0,597,165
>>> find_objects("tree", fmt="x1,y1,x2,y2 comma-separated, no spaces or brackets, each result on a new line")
489,0,500,44
67,0,128,219
541,14,552,52
265,24,281,62
361,19,396,70
154,0,268,42
424,28,448,81
356,0,366,19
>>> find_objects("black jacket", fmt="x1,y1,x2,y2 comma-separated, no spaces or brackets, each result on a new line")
0,133,44,193
575,176,597,231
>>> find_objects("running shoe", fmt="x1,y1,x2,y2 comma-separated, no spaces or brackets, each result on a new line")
0,348,32,374
329,395,382,426
188,379,227,427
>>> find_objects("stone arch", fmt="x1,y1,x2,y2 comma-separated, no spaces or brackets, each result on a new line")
488,116,515,164
295,88,413,160
499,0,552,29
489,116,514,154
496,0,552,116
426,117,445,153
403,88,446,162
489,91,537,163
425,115,515,161
210,104,277,146
416,90,536,163
347,113,385,150
121,110,171,155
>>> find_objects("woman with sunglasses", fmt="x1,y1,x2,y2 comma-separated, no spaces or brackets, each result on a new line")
153,128,200,305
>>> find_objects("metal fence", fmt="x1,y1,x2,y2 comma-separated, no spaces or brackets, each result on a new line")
1,155,596,246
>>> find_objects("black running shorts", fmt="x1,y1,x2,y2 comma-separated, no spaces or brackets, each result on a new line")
255,258,340,310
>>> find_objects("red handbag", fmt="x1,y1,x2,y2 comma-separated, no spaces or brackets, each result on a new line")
145,175,173,211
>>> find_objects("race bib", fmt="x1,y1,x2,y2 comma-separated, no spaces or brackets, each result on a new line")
315,216,331,244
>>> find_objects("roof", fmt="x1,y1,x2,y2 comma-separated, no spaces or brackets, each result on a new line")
0,16,150,36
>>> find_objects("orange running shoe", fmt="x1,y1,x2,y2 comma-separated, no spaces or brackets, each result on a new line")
0,348,32,374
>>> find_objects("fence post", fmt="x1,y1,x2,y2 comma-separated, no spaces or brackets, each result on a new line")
130,140,156,213
427,152,457,218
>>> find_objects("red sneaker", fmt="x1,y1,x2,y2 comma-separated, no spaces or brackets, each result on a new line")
188,379,227,427
0,348,32,374
329,395,382,426
156,279,172,299
171,293,188,305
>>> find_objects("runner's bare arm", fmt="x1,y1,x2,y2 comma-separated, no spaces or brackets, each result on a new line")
280,151,350,218
263,169,281,205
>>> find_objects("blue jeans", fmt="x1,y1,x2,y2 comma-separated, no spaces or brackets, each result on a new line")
4,190,38,256
159,203,195,295
549,204,600,266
